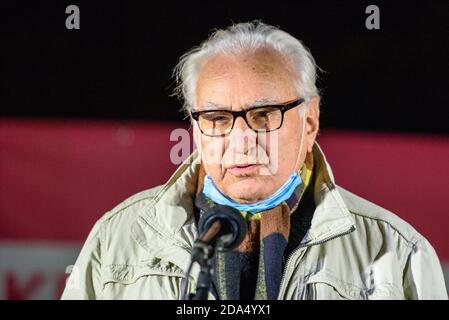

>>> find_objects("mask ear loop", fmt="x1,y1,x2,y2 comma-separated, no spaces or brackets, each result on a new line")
194,121,206,169
293,100,309,176
194,120,219,177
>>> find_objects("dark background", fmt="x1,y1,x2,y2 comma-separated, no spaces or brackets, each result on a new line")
1,0,448,133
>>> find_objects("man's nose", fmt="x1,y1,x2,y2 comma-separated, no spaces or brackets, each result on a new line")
233,115,250,131
228,116,257,153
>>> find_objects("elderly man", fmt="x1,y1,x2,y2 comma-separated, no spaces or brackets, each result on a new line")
62,21,447,300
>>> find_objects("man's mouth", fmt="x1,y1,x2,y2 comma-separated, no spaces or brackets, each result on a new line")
227,164,261,175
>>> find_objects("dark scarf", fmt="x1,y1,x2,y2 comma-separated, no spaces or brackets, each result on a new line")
193,153,316,300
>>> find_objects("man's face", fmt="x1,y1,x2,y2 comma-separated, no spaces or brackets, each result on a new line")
194,49,318,203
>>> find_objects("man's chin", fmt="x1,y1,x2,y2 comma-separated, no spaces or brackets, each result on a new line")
223,180,268,203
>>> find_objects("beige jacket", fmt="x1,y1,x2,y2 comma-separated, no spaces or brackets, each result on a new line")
61,143,448,300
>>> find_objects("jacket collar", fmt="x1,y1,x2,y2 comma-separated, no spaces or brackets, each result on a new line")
131,142,356,273
301,143,356,246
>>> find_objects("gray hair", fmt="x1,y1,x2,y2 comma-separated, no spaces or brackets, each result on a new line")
172,20,320,114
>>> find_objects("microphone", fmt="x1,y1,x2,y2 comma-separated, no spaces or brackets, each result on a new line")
182,205,247,300
196,204,247,253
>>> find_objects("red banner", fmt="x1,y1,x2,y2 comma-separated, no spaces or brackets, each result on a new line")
0,118,448,299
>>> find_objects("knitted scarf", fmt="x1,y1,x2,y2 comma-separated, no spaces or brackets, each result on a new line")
193,153,315,300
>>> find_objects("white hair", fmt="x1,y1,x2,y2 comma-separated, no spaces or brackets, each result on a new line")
172,20,320,114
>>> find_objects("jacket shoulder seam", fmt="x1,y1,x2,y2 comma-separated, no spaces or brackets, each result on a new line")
336,186,419,246
348,210,417,248
98,187,163,224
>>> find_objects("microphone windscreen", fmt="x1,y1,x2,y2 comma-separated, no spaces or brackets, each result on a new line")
198,205,247,251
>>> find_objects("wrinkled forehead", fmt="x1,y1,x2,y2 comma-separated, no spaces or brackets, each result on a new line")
195,49,297,111
202,48,291,74
200,97,281,111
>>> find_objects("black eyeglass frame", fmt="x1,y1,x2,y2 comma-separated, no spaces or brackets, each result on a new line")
190,98,305,137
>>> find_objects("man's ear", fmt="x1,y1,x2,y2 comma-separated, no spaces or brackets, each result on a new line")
306,96,320,153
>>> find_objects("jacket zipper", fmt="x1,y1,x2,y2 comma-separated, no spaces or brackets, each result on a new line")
278,225,356,299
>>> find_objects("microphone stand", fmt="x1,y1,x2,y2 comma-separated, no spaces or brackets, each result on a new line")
185,220,222,300
190,241,214,300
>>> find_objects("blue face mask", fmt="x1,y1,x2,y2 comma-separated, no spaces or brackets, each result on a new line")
203,172,302,214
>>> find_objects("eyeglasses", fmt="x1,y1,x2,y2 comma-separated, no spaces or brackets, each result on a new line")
190,98,305,137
